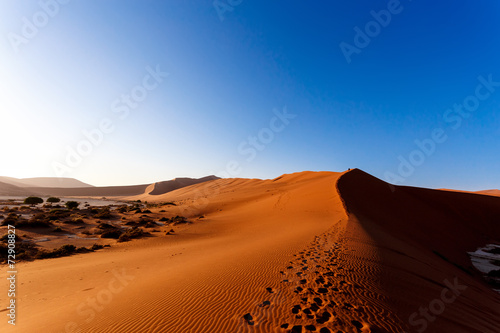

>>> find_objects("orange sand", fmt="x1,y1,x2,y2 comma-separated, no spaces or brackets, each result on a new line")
1,170,499,333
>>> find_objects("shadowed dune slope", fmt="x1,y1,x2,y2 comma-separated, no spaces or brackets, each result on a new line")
337,169,500,333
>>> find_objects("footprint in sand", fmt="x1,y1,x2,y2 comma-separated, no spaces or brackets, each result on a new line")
242,313,254,325
258,300,271,307
351,320,363,331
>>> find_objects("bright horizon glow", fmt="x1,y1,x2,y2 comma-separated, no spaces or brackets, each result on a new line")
1,1,499,190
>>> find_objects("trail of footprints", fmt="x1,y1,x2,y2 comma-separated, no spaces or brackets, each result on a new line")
241,223,374,333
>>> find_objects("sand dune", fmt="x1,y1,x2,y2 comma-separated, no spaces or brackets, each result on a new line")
0,181,41,196
476,189,500,197
0,176,93,188
146,175,219,195
1,170,499,333
0,176,218,198
337,169,500,333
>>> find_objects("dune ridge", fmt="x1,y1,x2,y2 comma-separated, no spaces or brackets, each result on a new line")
2,170,499,333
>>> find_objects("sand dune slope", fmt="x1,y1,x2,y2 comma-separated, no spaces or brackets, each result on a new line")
477,189,500,197
337,169,500,333
147,176,219,195
0,181,41,196
2,170,499,333
2,172,354,333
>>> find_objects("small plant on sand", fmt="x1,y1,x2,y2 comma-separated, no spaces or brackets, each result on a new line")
47,197,61,203
91,244,104,251
1,213,19,226
15,213,52,228
65,201,79,210
118,227,146,242
95,206,112,219
24,196,44,206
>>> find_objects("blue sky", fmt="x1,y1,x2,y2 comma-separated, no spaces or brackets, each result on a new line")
0,0,499,190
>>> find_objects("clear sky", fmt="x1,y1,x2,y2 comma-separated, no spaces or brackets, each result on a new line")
0,0,499,190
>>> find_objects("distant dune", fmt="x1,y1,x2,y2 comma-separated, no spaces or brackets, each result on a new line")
0,176,93,188
0,176,219,198
476,189,500,197
147,175,219,195
2,170,499,333
0,181,41,196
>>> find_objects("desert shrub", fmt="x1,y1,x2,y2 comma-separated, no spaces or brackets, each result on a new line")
14,213,51,228
100,230,123,239
95,207,112,219
0,240,39,262
117,206,128,213
162,202,176,206
142,209,152,214
159,217,169,222
0,233,22,243
63,216,84,224
96,222,117,231
47,197,61,203
97,223,123,239
171,216,188,224
118,227,146,242
1,213,19,226
143,221,157,228
35,244,76,259
47,209,70,220
90,208,99,214
53,226,63,232
65,201,79,210
24,196,43,206
90,243,103,250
